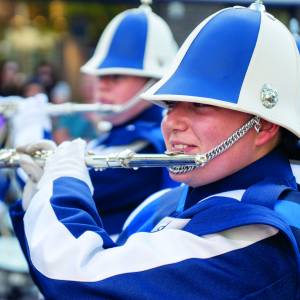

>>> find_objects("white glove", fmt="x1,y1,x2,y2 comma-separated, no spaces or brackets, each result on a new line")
38,138,93,194
17,140,57,210
11,94,52,147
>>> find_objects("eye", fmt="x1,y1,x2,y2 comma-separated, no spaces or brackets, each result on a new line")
164,101,176,111
192,102,209,108
101,75,124,83
110,75,124,81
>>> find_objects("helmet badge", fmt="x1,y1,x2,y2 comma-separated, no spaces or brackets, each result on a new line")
261,84,278,109
249,0,266,12
141,0,152,6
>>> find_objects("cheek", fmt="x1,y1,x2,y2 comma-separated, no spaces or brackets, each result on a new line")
100,86,128,104
193,117,237,149
114,86,138,104
192,121,221,149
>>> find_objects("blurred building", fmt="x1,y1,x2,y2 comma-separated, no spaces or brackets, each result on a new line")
0,0,135,100
156,0,300,44
0,0,298,99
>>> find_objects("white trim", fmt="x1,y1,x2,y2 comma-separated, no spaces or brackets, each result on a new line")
81,67,162,79
24,182,278,282
200,189,246,203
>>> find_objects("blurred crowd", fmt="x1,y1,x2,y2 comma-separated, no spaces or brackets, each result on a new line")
0,59,99,144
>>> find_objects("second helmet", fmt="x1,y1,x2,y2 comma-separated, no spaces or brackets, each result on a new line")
81,4,178,79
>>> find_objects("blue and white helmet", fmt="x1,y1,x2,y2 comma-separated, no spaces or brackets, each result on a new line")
81,2,178,79
142,2,300,137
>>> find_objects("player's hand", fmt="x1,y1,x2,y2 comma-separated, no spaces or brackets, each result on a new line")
38,138,93,194
17,140,57,210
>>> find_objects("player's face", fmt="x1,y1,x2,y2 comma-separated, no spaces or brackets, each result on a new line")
91,75,151,126
162,102,259,187
94,75,148,105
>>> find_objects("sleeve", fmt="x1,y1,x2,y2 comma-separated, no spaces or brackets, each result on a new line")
0,170,11,202
17,174,297,300
9,201,30,263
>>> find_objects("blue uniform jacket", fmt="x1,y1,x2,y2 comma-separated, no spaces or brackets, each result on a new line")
88,105,177,234
10,149,300,299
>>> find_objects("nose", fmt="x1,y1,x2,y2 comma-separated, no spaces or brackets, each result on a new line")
162,102,190,133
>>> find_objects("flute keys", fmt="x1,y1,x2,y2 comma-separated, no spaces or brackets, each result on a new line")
164,150,184,155
117,149,135,168
194,154,207,166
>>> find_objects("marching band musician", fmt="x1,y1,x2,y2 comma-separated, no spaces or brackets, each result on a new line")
78,1,178,235
9,1,300,299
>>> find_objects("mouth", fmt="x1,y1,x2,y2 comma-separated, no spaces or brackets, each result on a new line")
167,142,200,175
99,98,113,105
170,143,198,153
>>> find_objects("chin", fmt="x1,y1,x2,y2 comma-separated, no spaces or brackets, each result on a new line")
169,167,212,188
169,170,195,186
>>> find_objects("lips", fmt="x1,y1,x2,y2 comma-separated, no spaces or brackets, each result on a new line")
99,98,113,104
169,141,198,154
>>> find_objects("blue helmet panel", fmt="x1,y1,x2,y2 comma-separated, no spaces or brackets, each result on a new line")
99,11,148,70
155,8,261,104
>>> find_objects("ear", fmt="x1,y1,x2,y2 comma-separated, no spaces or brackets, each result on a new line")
255,119,280,147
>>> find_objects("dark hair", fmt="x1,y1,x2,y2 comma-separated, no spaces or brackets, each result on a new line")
279,128,300,160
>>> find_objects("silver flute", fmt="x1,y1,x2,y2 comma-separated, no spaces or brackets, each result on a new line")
0,116,261,174
0,79,157,118
46,102,124,116
0,148,207,170
0,102,123,117
0,116,261,171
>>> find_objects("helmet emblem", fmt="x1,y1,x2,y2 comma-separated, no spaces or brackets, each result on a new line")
261,84,278,109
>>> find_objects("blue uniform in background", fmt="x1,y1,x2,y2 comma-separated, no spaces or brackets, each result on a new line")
10,149,300,299
88,105,177,234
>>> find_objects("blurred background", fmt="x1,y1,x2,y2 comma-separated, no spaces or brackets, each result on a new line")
0,0,299,299
0,0,298,102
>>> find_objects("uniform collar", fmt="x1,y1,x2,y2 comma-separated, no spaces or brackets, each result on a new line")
184,148,296,210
